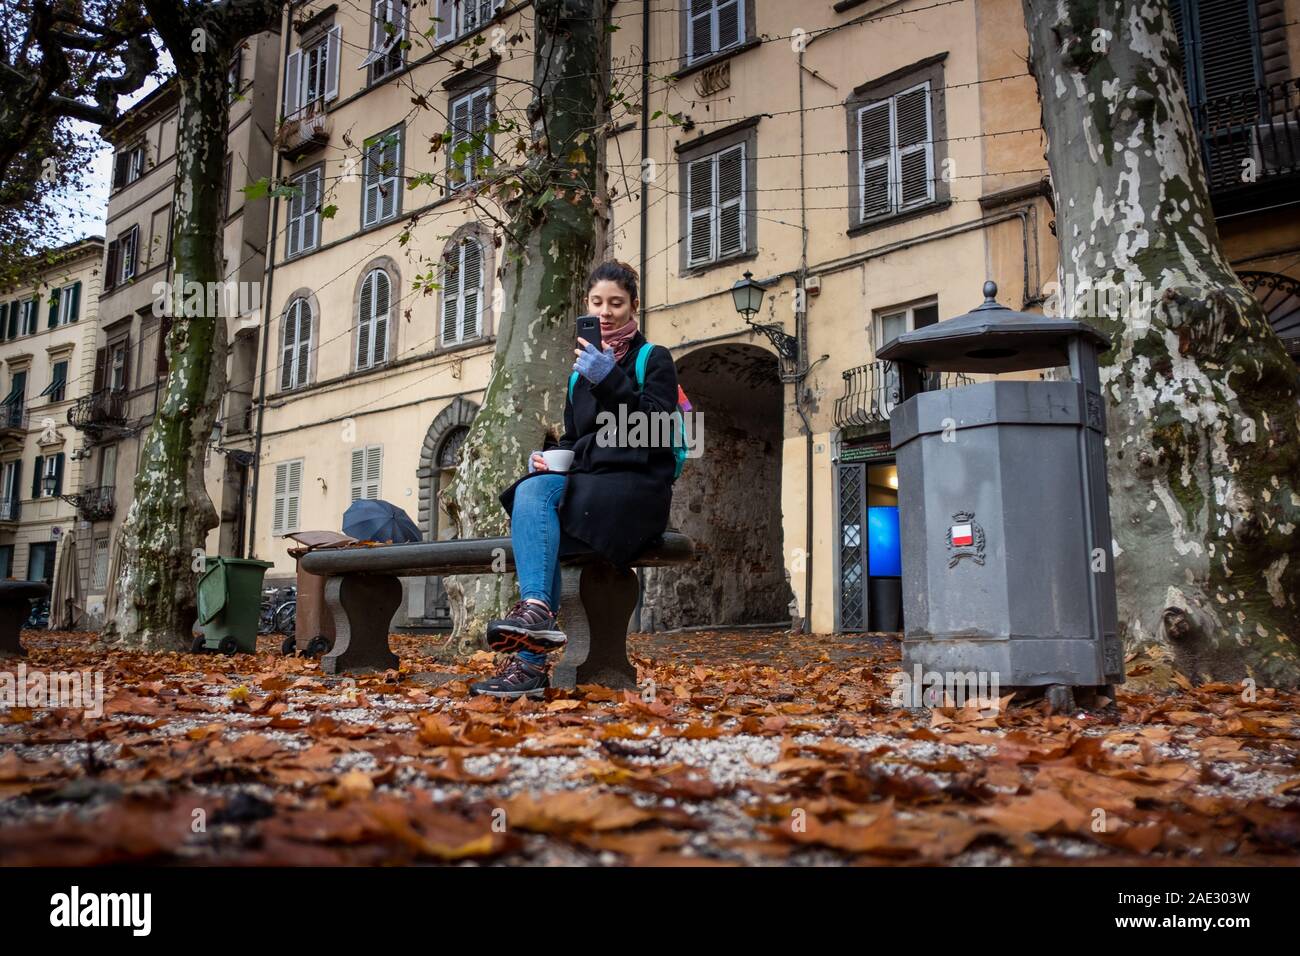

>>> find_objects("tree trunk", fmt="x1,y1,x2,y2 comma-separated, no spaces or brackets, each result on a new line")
441,0,611,657
1022,0,1300,687
108,2,282,650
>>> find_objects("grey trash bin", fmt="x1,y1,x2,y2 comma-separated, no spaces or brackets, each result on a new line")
877,281,1124,705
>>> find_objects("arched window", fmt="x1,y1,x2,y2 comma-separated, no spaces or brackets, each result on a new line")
356,268,391,370
441,238,483,346
280,297,313,390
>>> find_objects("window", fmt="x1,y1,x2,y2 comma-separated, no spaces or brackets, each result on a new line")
2,370,26,424
109,340,129,391
284,27,341,118
227,49,243,103
363,0,407,82
448,86,492,189
106,226,140,289
286,166,323,257
281,297,313,390
27,542,55,584
350,445,383,501
356,268,391,370
441,238,483,345
92,537,111,590
39,361,68,403
20,297,39,336
0,303,6,342
435,0,504,42
149,207,172,270
4,299,16,339
0,461,19,521
53,282,81,325
99,444,117,487
31,453,63,498
272,460,303,536
846,56,949,231
362,126,402,227
874,300,939,414
677,118,758,272
684,0,747,65
112,143,145,190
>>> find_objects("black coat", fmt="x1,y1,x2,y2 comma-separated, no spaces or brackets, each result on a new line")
498,328,679,568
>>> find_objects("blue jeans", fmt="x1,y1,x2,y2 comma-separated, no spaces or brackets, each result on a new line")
511,473,566,610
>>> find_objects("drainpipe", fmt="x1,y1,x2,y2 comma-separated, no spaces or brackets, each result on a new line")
247,20,292,558
794,44,813,634
633,0,650,632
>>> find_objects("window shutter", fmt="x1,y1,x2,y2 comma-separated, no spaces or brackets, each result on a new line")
688,0,713,62
365,445,382,498
0,303,7,341
381,131,399,219
716,0,741,50
471,88,491,174
296,299,312,387
308,168,322,249
284,50,302,117
287,177,303,257
350,448,365,501
273,462,288,534
156,315,172,378
435,0,456,43
124,227,138,280
281,301,298,391
32,456,42,499
105,241,119,291
1196,0,1262,105
858,100,892,219
364,141,381,225
10,461,19,519
442,254,460,344
895,84,932,208
53,454,64,496
121,335,131,392
92,348,106,392
5,301,15,339
47,287,60,328
325,26,341,100
687,156,714,265
716,144,744,257
287,460,302,531
450,95,471,185
372,270,390,364
357,272,374,368
68,282,80,322
461,240,481,339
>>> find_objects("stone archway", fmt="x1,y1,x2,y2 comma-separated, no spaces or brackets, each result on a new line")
410,396,478,625
641,343,793,631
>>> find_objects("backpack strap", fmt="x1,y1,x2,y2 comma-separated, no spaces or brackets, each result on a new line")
634,341,655,390
567,369,579,401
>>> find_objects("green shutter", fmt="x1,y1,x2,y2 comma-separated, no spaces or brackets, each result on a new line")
69,283,81,322
6,301,15,339
31,456,42,499
48,288,60,328
0,303,7,341
54,453,64,496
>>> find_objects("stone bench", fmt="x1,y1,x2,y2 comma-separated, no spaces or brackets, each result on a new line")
299,532,695,689
0,580,50,657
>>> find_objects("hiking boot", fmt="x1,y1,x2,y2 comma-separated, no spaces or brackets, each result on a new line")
468,655,550,699
486,599,567,654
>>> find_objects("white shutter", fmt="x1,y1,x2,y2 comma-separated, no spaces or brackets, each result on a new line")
295,299,312,387
286,460,302,532
442,253,460,344
858,100,891,219
716,144,744,256
461,240,482,340
350,448,365,501
365,445,382,499
364,140,381,225
688,0,712,62
304,168,321,250
381,130,399,219
894,83,932,208
716,0,741,51
284,50,302,117
471,87,491,177
357,271,374,368
273,462,288,534
687,156,714,266
280,300,298,390
434,0,456,44
286,176,303,257
372,269,389,364
450,94,471,186
325,26,341,100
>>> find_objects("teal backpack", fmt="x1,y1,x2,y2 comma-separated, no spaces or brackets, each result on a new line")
568,341,689,481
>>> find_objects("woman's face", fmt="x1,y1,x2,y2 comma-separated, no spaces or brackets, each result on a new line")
587,279,637,331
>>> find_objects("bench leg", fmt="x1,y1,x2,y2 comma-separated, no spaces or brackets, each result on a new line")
551,561,638,691
321,575,401,676
0,599,26,658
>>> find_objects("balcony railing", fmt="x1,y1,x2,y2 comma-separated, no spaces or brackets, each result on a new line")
67,388,127,435
834,360,974,428
0,496,17,522
68,485,115,522
0,404,26,432
1195,77,1300,197
275,99,331,160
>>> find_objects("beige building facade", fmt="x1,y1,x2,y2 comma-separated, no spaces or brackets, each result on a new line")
0,238,105,593
88,0,1300,636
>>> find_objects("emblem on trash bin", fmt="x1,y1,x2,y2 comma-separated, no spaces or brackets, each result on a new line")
945,511,985,568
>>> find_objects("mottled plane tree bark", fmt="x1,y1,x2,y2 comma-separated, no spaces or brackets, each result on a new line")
1022,0,1300,686
440,0,612,656
107,0,284,650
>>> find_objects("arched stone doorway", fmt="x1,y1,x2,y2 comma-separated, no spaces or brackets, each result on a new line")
412,396,478,625
641,342,793,630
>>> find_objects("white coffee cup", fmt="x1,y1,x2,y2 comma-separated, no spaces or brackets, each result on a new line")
542,449,574,472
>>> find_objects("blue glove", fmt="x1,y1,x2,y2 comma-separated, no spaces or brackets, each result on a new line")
527,450,542,473
574,340,615,385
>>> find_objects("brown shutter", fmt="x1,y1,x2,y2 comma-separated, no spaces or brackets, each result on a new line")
156,316,172,377
105,241,119,291
93,348,107,392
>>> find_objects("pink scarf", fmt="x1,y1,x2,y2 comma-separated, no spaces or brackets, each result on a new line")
602,315,640,362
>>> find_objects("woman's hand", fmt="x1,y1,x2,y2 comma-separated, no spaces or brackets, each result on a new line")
528,451,549,473
574,337,616,385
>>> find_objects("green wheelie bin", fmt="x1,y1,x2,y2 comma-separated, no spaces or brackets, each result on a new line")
193,556,274,655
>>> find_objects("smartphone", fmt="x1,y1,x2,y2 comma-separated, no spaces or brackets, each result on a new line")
576,313,602,353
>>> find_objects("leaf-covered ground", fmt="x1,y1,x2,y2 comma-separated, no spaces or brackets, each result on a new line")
1,628,1297,866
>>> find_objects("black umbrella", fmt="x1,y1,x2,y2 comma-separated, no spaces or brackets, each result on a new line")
342,499,422,544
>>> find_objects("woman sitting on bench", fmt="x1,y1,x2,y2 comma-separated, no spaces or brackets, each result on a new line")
470,260,681,698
